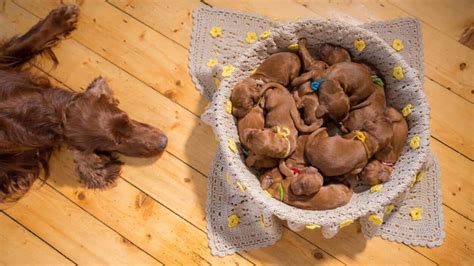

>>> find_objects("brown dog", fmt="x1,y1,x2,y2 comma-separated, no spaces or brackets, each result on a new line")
305,118,392,177
261,168,352,210
246,82,321,158
237,105,265,149
359,107,408,185
251,52,301,86
230,77,262,118
318,43,352,66
314,79,351,123
0,5,167,203
341,86,387,133
278,134,309,176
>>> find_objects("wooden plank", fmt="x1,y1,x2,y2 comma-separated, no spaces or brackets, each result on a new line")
0,213,74,265
389,0,474,44
413,206,474,265
425,78,474,159
12,0,207,115
105,0,474,158
431,139,474,221
3,182,160,265
46,152,253,265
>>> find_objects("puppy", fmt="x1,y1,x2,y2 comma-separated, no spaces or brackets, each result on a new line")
324,62,378,106
315,79,351,123
246,82,321,158
251,52,301,86
237,105,265,149
341,86,387,132
261,168,352,210
230,77,262,118
297,38,329,72
278,134,309,176
305,118,392,177
318,43,352,65
359,107,408,185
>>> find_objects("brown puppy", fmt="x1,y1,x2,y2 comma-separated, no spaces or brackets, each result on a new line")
260,167,323,197
237,105,265,149
230,77,262,118
341,86,387,132
251,52,301,86
315,79,351,123
261,169,352,210
359,107,408,185
245,151,279,169
279,134,309,176
246,82,321,158
324,62,378,106
298,38,329,72
306,119,392,177
318,43,352,65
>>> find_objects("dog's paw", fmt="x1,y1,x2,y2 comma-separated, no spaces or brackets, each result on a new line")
43,4,79,39
73,151,123,190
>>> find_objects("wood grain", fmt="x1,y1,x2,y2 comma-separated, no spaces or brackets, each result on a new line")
0,213,74,265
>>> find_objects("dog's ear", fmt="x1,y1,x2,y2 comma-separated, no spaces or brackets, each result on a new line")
315,104,327,118
85,76,114,100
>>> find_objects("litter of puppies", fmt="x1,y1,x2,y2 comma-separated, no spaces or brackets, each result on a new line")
230,38,408,210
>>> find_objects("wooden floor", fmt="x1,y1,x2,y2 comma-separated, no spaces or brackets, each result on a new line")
0,0,472,264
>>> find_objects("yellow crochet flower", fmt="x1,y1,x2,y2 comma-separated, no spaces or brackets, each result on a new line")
402,103,413,117
259,214,266,228
368,214,383,225
222,65,235,77
226,99,232,114
264,190,272,197
209,26,223,38
392,39,404,51
228,138,238,153
409,174,417,188
340,219,353,228
393,66,404,80
214,78,221,88
415,171,425,183
207,58,218,68
250,68,257,75
354,39,366,52
370,184,384,192
288,43,299,51
385,204,395,214
245,32,258,44
259,30,271,39
410,135,420,150
305,224,321,230
236,181,246,193
410,207,423,221
226,172,232,184
228,214,240,228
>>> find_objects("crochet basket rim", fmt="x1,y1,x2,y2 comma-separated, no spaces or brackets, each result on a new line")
203,19,430,228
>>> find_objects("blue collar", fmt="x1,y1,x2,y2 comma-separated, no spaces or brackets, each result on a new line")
310,78,327,92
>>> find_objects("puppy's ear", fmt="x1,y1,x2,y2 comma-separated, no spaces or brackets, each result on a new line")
315,104,327,118
85,76,114,100
72,150,123,189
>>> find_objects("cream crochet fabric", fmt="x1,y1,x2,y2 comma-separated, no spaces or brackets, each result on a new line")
188,4,444,256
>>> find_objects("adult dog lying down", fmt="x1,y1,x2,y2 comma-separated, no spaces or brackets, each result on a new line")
0,5,167,203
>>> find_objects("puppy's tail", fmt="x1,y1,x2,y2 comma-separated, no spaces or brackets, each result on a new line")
279,159,294,177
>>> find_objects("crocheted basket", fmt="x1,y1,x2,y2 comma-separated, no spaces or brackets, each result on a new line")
202,20,430,237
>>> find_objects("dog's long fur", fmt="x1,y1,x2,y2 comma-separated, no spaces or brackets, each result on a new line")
0,5,167,204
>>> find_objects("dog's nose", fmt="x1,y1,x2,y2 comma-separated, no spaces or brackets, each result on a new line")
157,135,168,150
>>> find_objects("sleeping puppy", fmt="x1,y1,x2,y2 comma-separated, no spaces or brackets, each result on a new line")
231,52,302,118
290,39,327,126
318,43,352,65
324,62,378,106
359,107,408,185
251,52,301,86
230,77,262,118
341,86,387,133
306,117,392,177
315,79,350,123
278,134,309,177
245,82,321,158
261,168,352,210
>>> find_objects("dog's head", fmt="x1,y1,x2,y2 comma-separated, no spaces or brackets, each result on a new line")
359,160,392,185
63,77,167,157
316,80,350,122
318,44,351,65
230,78,261,118
289,167,323,196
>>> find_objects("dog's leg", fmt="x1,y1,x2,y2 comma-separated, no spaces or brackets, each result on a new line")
72,150,123,189
0,4,79,69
